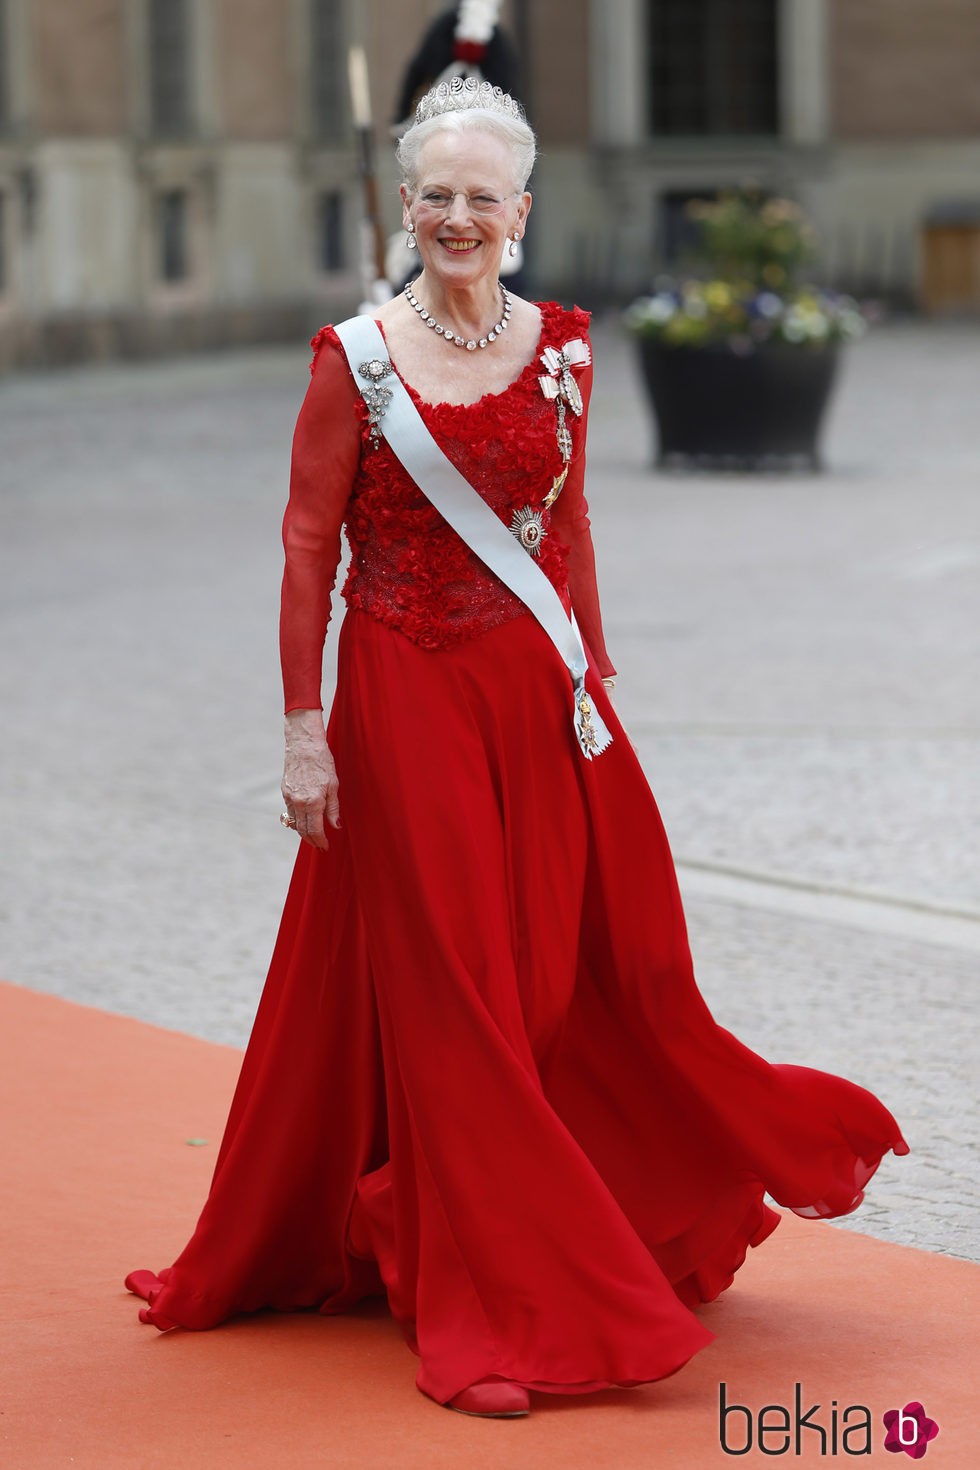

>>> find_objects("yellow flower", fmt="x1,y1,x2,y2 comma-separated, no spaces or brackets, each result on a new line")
704,282,732,311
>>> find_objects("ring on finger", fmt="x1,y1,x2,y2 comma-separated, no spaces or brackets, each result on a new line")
279,810,298,829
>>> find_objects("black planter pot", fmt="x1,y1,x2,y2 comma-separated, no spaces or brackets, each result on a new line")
636,338,840,470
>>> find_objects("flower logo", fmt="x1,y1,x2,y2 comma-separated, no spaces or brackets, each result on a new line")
883,1402,940,1458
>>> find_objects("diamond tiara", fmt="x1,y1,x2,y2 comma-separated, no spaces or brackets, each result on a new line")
414,75,526,127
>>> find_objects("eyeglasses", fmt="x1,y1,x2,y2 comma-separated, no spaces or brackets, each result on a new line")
416,189,517,217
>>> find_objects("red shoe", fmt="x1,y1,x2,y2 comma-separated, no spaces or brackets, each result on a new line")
446,1380,530,1418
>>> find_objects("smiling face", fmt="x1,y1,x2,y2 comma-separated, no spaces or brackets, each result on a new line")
401,128,530,292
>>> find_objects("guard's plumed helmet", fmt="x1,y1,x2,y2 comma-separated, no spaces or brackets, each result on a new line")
392,1,523,134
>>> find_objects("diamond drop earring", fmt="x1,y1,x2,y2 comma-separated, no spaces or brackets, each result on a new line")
509,233,520,258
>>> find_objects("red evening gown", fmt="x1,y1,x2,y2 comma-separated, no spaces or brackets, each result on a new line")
125,304,908,1405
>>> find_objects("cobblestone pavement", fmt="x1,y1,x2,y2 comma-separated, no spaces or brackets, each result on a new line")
1,319,977,1262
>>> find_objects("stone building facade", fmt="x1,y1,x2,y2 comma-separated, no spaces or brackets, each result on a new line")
0,0,978,368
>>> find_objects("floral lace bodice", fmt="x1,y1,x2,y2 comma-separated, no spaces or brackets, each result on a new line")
280,302,615,710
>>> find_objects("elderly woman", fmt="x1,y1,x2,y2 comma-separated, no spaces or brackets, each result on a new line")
126,80,906,1420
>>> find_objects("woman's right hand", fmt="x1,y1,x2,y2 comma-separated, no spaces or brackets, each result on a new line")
281,709,341,850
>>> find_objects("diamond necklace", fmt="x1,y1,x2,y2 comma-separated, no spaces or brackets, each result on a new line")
403,279,512,350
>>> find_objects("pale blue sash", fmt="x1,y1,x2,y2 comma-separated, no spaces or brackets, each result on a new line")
333,314,611,759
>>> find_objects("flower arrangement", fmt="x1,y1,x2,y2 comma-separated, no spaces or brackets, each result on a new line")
625,190,867,351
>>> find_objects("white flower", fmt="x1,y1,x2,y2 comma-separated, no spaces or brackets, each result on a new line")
647,293,677,323
624,294,677,329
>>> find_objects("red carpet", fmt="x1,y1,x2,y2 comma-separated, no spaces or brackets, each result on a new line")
1,980,975,1467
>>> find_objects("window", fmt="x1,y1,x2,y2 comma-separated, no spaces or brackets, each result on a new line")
648,0,779,136
317,190,346,272
157,190,188,281
149,0,191,136
310,0,346,143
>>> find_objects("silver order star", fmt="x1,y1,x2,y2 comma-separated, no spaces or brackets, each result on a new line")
509,505,546,556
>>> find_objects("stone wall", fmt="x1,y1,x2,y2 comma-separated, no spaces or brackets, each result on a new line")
31,0,127,137
2,0,979,370
831,0,980,140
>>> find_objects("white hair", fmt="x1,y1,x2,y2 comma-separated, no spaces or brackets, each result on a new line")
397,108,537,195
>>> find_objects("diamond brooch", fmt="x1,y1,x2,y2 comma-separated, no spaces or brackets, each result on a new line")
357,357,395,446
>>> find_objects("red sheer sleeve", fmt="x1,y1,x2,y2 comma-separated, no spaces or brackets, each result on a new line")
548,353,617,680
280,330,362,712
